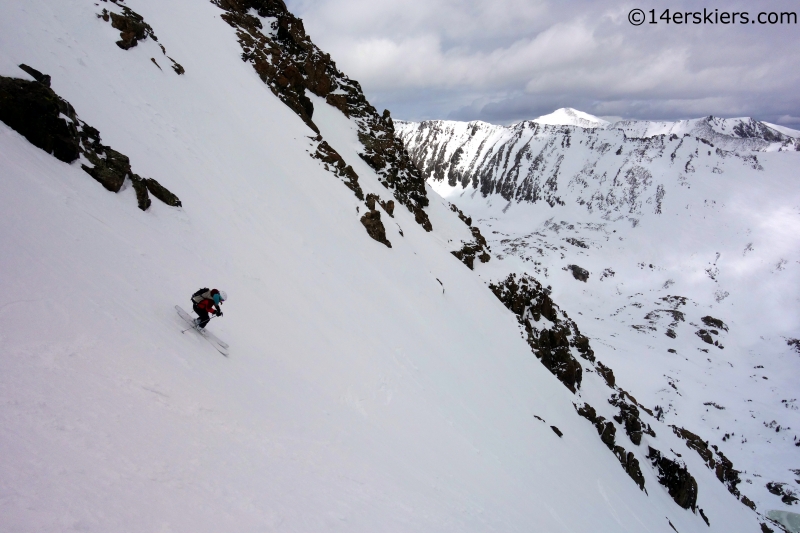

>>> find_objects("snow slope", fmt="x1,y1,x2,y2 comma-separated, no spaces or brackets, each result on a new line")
763,122,800,139
0,1,769,532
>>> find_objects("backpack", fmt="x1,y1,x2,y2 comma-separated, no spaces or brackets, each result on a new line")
191,287,210,304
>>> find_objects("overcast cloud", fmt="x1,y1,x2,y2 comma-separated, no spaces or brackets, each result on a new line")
284,0,800,125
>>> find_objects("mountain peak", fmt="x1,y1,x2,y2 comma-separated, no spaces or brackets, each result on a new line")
532,107,610,129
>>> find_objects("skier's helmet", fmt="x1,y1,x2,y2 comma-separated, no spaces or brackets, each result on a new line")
218,290,227,302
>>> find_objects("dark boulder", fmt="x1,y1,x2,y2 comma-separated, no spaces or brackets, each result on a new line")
696,329,714,344
615,446,646,490
145,177,181,207
595,360,614,386
0,76,80,163
576,403,645,491
360,209,391,248
565,264,589,282
577,403,617,450
767,482,799,505
130,175,151,211
741,495,756,510
107,8,155,50
701,315,728,332
82,147,131,192
448,203,492,268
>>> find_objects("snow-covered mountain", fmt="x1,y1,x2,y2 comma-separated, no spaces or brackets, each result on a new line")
532,107,610,129
397,114,800,529
0,1,795,532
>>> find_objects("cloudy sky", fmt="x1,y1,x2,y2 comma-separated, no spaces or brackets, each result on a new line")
285,0,800,125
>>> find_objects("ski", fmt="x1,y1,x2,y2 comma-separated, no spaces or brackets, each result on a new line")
175,305,229,356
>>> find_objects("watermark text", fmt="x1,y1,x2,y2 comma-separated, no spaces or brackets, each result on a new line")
628,8,797,26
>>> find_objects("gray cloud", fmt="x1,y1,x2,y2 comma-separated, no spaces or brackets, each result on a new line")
286,0,800,125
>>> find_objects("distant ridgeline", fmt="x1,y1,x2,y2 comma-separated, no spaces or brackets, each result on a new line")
210,0,433,247
0,64,181,211
396,118,795,217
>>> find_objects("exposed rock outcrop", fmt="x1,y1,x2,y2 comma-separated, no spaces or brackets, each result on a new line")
610,393,656,446
577,402,645,490
615,446,646,490
360,208,391,248
0,68,180,211
310,136,364,199
766,482,799,505
671,426,743,500
647,447,698,511
565,264,589,282
577,404,617,450
595,360,615,387
489,271,751,512
0,75,80,163
365,193,394,217
144,177,182,207
489,274,584,392
97,0,185,74
701,315,728,332
449,203,491,269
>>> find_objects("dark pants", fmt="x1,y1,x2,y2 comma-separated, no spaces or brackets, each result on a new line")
192,302,210,328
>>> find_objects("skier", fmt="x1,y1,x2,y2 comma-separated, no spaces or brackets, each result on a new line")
191,288,227,329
